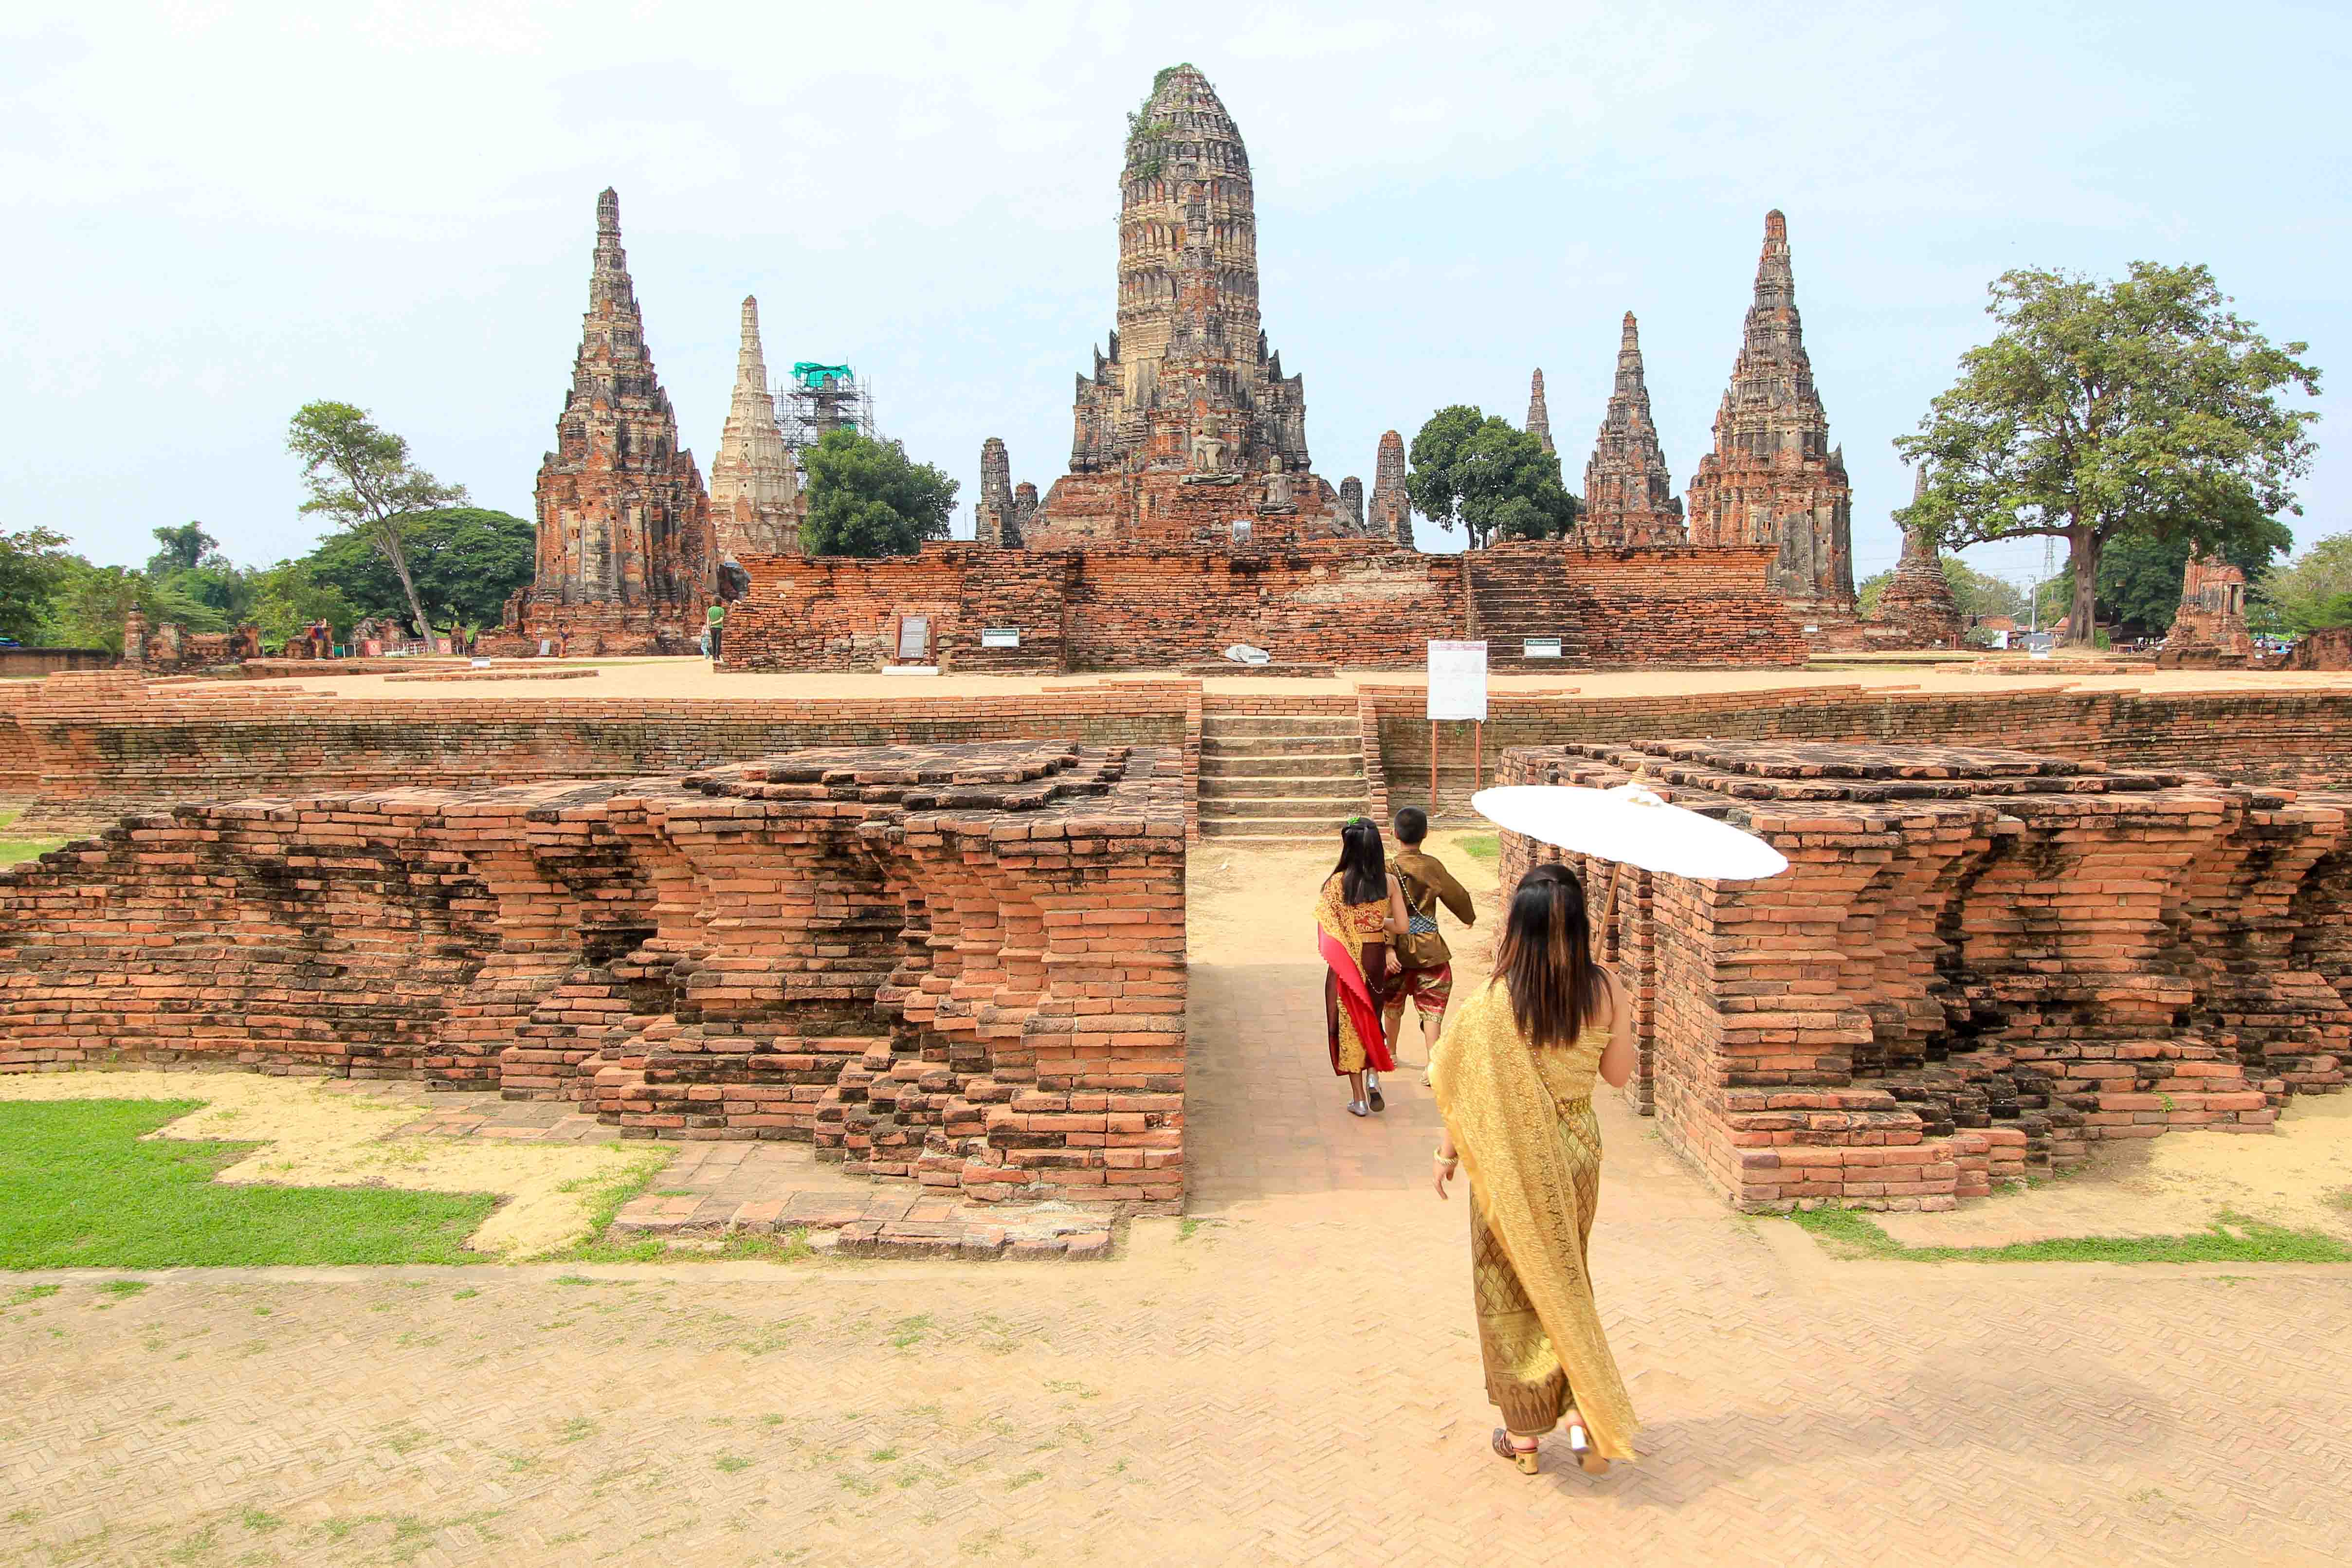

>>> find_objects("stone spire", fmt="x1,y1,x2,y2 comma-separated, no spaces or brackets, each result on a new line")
1526,369,1554,456
1871,465,1961,646
1031,64,1339,546
1368,431,1413,550
708,294,802,558
526,188,714,648
2169,547,2253,655
1682,210,1855,621
1012,483,1038,540
1339,475,1365,532
977,437,1021,547
1580,313,1686,547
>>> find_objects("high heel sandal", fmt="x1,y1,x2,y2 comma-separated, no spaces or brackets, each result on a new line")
1564,1415,1609,1476
1491,1428,1540,1475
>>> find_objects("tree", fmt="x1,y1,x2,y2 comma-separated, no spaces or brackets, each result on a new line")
43,562,226,651
1896,263,2319,645
0,525,73,642
302,508,533,632
246,561,359,650
2040,522,2293,638
146,522,221,575
2255,532,2352,634
1404,405,1578,549
800,429,959,558
286,401,467,638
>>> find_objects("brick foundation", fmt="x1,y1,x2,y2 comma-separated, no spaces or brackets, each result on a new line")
1494,741,2347,1211
0,741,1187,1210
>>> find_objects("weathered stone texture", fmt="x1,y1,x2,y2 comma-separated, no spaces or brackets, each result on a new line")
976,438,1023,547
1867,467,1962,647
1526,368,1554,456
1495,740,2345,1211
1684,211,1856,625
1339,476,1364,532
708,295,802,559
1030,66,1342,546
1579,313,1687,547
497,189,716,655
2169,550,2253,656
1367,431,1413,549
0,743,1188,1210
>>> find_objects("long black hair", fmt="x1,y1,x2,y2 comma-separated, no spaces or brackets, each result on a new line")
1493,862,1605,1050
1332,817,1387,906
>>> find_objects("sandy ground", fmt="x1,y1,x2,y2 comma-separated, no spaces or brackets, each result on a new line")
166,655,2352,704
0,1072,663,1258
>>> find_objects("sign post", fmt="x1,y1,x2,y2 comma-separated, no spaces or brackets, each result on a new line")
1426,639,1489,813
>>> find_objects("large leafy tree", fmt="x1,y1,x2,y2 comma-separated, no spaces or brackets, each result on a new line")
145,522,220,575
1404,405,1578,549
800,429,959,558
2255,532,2352,634
1896,263,2319,646
302,508,533,632
0,525,74,642
2039,522,2294,638
286,401,468,637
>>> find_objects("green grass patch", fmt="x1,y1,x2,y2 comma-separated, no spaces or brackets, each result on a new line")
0,1099,499,1268
1788,1203,2352,1264
543,1149,676,1263
1456,833,1499,863
0,808,70,868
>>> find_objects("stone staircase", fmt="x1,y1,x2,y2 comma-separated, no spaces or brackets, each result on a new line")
1197,709,1369,842
1468,551,1583,671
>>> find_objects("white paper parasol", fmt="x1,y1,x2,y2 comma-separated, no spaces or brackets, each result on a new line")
1470,783,1788,881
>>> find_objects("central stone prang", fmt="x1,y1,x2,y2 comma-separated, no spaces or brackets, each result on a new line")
1493,739,2350,1212
0,741,1190,1214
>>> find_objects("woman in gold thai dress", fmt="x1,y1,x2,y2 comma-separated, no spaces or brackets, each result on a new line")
1315,817,1412,1117
1430,861,1639,1476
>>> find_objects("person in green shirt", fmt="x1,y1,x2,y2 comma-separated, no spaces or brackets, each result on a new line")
706,602,725,665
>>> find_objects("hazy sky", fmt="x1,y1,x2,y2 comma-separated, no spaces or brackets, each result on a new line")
5,1,2343,597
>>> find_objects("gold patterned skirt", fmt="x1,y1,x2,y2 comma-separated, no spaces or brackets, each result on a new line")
1469,1096,1604,1435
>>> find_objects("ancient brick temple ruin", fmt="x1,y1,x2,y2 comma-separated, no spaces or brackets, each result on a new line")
1864,469,1962,647
976,437,1024,547
1497,740,2347,1211
1367,430,1413,549
708,295,802,559
488,189,716,656
1684,211,1857,629
1525,369,1554,456
2166,550,2254,660
1579,313,1688,547
1028,65,1346,546
0,741,1186,1209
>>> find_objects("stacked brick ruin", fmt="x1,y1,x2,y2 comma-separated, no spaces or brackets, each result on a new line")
1367,432,1413,549
722,540,1804,673
2161,550,2254,663
1579,313,1688,547
487,189,716,656
1684,211,1857,632
1525,369,1554,456
1495,740,2347,1210
1030,66,1346,547
1865,468,1963,647
1338,476,1365,532
119,611,261,673
0,741,1186,1210
707,294,802,558
976,437,1024,547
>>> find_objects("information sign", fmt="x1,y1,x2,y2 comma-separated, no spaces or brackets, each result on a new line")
1427,640,1489,721
1521,637,1562,659
981,628,1020,649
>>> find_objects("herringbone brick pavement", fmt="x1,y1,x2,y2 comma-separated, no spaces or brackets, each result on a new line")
4,843,2350,1566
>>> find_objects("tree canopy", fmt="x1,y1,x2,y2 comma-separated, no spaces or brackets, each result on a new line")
1895,262,2320,645
286,401,468,637
799,429,959,558
2255,533,2352,634
1403,405,1578,549
302,508,533,631
0,526,74,642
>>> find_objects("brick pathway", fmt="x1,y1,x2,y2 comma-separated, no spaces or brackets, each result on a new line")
6,871,2352,1565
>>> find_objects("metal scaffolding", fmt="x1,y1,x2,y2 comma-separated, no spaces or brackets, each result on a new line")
773,362,876,472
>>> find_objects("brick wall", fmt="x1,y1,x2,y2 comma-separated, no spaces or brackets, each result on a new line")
0,742,1188,1211
1494,741,2348,1213
0,649,114,677
1467,544,1807,669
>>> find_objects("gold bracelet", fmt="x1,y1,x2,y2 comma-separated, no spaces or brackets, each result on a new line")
1433,1148,1457,1165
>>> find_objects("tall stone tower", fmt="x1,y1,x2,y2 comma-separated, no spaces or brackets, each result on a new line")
976,437,1022,547
1581,313,1686,547
1683,211,1855,621
1031,64,1339,546
708,295,801,559
1526,369,1554,456
1339,475,1365,531
523,189,714,652
1871,467,1962,646
1368,431,1413,550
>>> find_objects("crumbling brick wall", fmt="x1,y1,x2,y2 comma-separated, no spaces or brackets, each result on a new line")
0,741,1188,1211
1493,740,2348,1212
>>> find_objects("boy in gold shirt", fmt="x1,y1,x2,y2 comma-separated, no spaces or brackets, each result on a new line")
1383,805,1476,1067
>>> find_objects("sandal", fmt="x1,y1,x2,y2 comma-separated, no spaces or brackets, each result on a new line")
1491,1427,1539,1476
1564,1415,1609,1477
1366,1072,1385,1113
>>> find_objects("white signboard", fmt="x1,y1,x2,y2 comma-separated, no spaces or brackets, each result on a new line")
1521,637,1562,660
1427,639,1489,721
981,628,1021,648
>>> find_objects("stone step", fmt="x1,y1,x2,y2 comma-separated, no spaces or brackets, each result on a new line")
1199,775,1366,799
1200,754,1366,779
1199,734,1362,755
1198,821,1345,840
1199,714,1359,736
1196,795,1369,822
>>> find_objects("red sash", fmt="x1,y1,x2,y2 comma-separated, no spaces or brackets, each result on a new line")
1320,926,1395,1075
